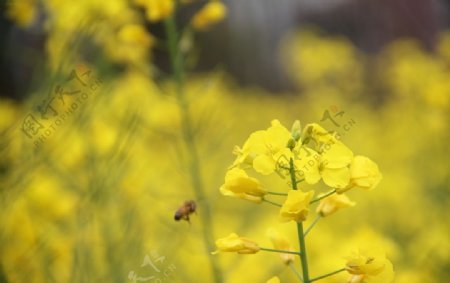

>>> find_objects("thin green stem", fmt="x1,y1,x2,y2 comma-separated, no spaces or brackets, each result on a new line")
304,215,321,237
260,247,302,256
289,157,310,283
165,17,184,86
289,262,304,282
266,191,288,196
164,15,223,283
297,222,310,283
262,197,282,207
310,268,346,282
309,189,336,204
289,158,298,190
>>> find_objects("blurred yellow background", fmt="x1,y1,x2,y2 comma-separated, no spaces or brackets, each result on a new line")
1,1,449,283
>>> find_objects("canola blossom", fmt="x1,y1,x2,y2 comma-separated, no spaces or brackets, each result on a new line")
316,193,355,217
192,1,227,30
341,155,383,193
267,228,296,265
216,119,391,282
220,167,267,203
135,0,175,22
279,190,315,222
345,249,395,283
232,119,293,175
212,233,260,254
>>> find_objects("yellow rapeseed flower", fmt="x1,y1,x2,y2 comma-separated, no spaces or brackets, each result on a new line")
212,233,260,254
192,1,227,30
266,228,295,265
345,249,394,283
319,141,353,188
135,0,175,22
294,145,321,184
113,24,155,64
7,0,36,27
339,156,382,193
220,168,267,203
232,119,292,175
117,24,154,47
300,123,354,189
316,193,355,217
279,190,314,222
303,123,339,145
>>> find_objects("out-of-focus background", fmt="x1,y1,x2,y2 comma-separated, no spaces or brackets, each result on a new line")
0,0,449,282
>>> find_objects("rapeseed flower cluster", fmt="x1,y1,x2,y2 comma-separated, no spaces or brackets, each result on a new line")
215,119,392,282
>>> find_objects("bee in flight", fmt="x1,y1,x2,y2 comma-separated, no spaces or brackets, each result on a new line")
174,200,197,222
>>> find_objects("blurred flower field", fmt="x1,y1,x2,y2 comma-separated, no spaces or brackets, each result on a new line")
1,1,449,283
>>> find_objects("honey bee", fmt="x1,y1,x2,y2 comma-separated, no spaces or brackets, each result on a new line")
174,200,197,222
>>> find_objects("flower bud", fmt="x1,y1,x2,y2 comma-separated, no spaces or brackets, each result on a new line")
212,233,260,254
267,228,295,265
291,120,302,141
316,193,355,217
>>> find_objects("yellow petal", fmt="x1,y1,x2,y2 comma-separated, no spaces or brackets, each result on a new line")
321,167,350,189
192,1,227,30
253,155,276,175
279,190,314,222
348,156,382,190
321,141,353,168
316,193,355,216
266,276,280,283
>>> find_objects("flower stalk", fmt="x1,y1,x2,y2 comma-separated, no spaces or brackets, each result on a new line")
310,189,336,204
164,15,223,283
262,197,283,207
289,157,311,283
304,215,321,237
267,191,289,196
309,268,346,282
289,262,304,282
260,247,302,256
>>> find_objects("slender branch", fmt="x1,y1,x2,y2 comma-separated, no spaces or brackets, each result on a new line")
266,191,288,196
310,268,346,282
289,158,298,190
289,262,304,282
309,189,336,204
289,157,310,283
304,215,321,237
260,247,302,256
297,222,310,282
164,15,223,283
262,197,282,207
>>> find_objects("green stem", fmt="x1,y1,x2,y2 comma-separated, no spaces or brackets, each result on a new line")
304,215,321,237
309,189,336,204
289,262,304,282
297,222,310,283
310,268,346,282
262,198,282,207
289,158,298,190
289,157,310,283
266,191,288,196
260,247,302,256
164,16,223,283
